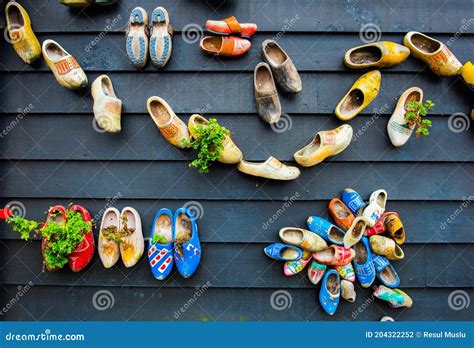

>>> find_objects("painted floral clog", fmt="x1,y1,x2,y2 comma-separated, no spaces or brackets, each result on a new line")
173,207,201,278
353,236,376,288
403,31,462,77
370,235,404,261
237,156,300,181
373,285,412,308
341,279,356,303
343,216,368,249
148,208,174,280
365,211,390,237
254,62,282,124
335,262,356,282
335,70,381,121
5,2,41,64
284,250,312,276
387,87,423,147
91,75,122,133
293,125,353,167
307,259,327,285
341,188,366,216
385,213,406,245
461,61,474,91
306,216,345,246
41,205,67,271
279,227,327,253
126,7,149,68
363,189,387,227
149,7,173,68
319,269,341,315
205,16,257,37
200,36,251,57
188,114,243,164
147,96,190,149
344,41,410,69
372,254,400,288
98,207,120,268
42,39,88,89
120,207,145,268
328,198,355,231
313,245,355,266
68,205,95,272
264,243,302,261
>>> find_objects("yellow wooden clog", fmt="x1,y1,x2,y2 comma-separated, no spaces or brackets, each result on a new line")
5,2,41,64
188,114,243,164
403,31,462,77
335,70,381,121
461,61,474,91
344,41,410,69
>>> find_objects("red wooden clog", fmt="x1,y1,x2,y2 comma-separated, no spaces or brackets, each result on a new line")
68,205,95,272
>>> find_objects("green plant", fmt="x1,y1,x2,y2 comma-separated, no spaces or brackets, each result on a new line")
405,100,434,137
152,235,168,244
182,118,229,173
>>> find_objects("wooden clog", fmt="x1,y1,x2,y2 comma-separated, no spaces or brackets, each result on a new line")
254,62,281,124
344,41,410,69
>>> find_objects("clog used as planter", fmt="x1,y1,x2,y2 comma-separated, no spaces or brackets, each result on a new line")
254,62,282,124
353,236,376,288
279,227,327,253
344,41,410,69
370,235,404,261
188,114,243,164
307,259,327,285
461,61,474,91
120,207,145,268
387,87,423,147
42,39,88,89
343,216,368,249
264,243,303,261
149,7,173,68
262,39,302,93
319,269,341,315
91,75,122,133
335,70,381,121
403,31,462,77
68,205,95,272
328,198,355,231
373,285,412,308
335,262,356,282
372,254,400,288
98,207,120,268
306,216,345,246
148,208,174,280
41,205,67,271
200,36,251,57
205,16,257,37
385,213,406,245
341,279,356,303
284,250,312,276
5,2,41,64
147,96,190,149
341,188,366,216
126,7,149,68
173,207,201,278
362,189,387,227
237,156,300,181
313,245,355,266
293,124,353,167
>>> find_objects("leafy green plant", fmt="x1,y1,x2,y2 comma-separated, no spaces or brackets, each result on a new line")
405,100,434,137
182,118,229,173
152,235,168,244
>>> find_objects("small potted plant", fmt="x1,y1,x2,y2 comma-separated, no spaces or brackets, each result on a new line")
405,99,434,137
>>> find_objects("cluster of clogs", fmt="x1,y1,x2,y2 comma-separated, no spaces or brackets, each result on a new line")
264,187,412,316
200,16,257,57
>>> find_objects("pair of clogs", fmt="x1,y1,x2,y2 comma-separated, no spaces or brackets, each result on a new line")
148,208,201,279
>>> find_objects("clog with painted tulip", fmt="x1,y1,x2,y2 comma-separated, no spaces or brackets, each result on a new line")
341,188,366,216
264,243,303,261
188,114,243,164
372,254,400,288
319,269,341,315
149,7,173,68
293,125,353,167
403,31,462,77
42,39,88,89
353,236,376,288
237,156,300,181
461,61,474,91
307,259,327,285
328,198,355,231
341,279,356,303
335,70,381,121
98,207,121,268
91,75,122,133
344,41,410,69
362,189,387,227
373,285,412,308
205,16,257,37
365,211,392,237
313,245,355,266
335,262,356,282
148,208,174,280
385,213,406,245
119,207,145,268
284,250,312,276
200,36,251,57
5,2,41,64
370,235,404,261
173,207,201,278
126,7,149,68
343,216,368,249
279,227,327,253
306,216,345,246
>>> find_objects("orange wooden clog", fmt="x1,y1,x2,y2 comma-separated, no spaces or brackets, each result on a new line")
205,16,257,37
199,36,251,57
328,198,355,231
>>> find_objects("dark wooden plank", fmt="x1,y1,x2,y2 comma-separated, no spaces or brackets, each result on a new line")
426,244,474,287
1,240,471,288
0,161,472,200
2,33,473,73
0,72,470,115
1,0,471,33
0,199,471,243
1,114,473,162
1,285,472,321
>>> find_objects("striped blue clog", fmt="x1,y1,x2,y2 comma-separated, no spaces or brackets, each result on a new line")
126,7,148,68
150,7,173,68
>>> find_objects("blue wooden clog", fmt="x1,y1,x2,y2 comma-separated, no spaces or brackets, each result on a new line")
148,208,174,280
306,216,345,246
173,207,201,278
263,243,302,261
353,236,376,288
319,269,341,315
341,188,366,215
372,254,400,288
